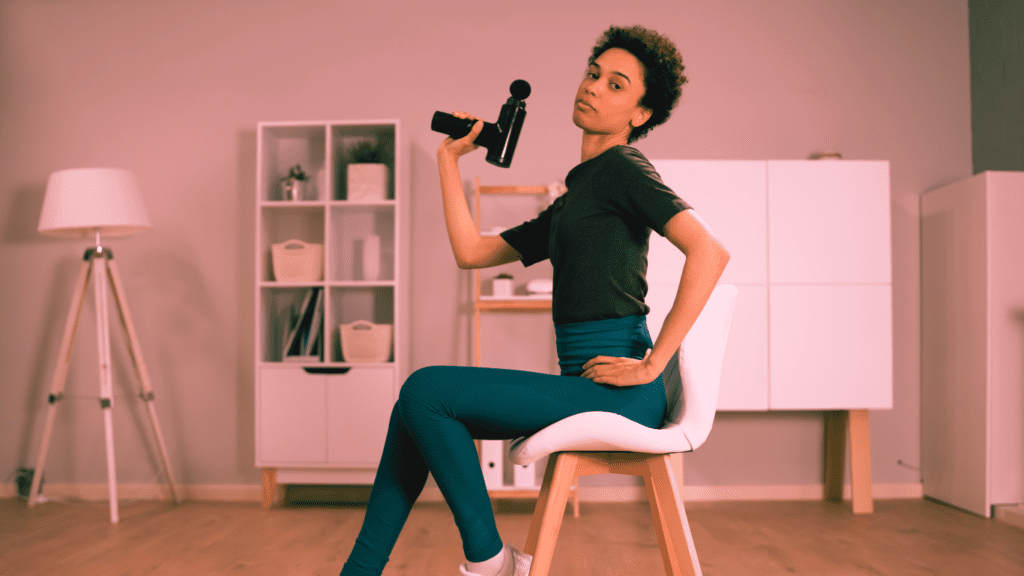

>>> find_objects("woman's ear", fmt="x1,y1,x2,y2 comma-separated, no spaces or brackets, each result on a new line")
631,105,653,129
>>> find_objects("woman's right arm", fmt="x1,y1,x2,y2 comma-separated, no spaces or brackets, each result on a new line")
437,113,522,269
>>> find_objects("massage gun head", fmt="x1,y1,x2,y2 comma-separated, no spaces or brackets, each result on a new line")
509,79,531,101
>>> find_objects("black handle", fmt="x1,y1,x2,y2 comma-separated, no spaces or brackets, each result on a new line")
431,112,502,148
302,367,352,375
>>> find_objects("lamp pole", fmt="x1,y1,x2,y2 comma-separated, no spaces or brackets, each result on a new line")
91,233,120,523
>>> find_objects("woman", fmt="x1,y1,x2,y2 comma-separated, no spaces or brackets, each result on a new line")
340,25,729,576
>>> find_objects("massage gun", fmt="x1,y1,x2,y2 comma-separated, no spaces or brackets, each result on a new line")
431,80,531,168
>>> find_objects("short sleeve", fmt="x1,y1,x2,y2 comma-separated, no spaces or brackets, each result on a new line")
609,148,691,236
499,199,557,267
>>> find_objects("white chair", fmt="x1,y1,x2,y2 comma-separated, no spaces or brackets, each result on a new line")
509,284,738,576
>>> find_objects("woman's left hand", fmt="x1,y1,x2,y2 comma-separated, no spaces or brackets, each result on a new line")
581,349,660,387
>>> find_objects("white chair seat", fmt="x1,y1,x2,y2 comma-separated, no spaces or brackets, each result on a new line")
509,412,692,466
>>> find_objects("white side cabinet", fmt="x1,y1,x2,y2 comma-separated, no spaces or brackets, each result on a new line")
649,160,893,411
255,121,402,507
921,171,1024,517
649,159,892,513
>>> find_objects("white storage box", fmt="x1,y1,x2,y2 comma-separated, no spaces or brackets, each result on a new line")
271,239,324,282
340,320,393,363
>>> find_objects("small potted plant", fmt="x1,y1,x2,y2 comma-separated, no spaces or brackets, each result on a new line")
281,164,308,201
347,142,389,201
492,273,514,298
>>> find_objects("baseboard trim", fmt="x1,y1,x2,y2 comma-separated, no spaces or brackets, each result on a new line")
994,504,1024,530
0,483,261,502
2,481,922,504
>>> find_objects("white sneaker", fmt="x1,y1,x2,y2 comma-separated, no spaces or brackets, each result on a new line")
458,544,533,576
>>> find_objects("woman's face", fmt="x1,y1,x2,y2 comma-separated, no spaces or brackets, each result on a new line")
573,47,652,140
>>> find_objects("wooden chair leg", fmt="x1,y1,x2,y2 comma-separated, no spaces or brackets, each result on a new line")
571,477,580,518
525,453,577,576
647,455,702,576
525,457,557,556
262,468,278,509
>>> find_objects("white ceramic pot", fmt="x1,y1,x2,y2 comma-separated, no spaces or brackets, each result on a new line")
281,179,304,201
347,163,389,201
493,277,513,298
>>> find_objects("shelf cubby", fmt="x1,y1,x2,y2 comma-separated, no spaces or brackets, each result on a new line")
329,204,396,282
260,286,324,363
260,125,327,202
331,124,396,201
259,205,325,282
329,286,395,364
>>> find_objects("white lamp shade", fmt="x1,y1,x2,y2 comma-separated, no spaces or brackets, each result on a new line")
38,168,151,238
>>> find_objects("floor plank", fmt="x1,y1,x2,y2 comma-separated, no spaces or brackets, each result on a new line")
1,497,1021,575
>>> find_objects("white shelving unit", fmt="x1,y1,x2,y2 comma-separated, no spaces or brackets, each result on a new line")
255,120,402,507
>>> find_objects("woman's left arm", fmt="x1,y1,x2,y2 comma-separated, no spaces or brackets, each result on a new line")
581,209,730,386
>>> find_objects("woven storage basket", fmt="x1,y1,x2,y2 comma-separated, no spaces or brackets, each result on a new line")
340,320,393,363
271,239,324,282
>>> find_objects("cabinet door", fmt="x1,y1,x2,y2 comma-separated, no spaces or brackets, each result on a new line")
327,367,395,466
768,161,891,284
651,160,767,285
769,285,893,410
649,160,769,410
258,368,327,463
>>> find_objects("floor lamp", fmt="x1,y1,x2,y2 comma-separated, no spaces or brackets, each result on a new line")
28,168,179,523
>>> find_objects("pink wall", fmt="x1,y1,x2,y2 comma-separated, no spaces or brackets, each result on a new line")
0,0,970,490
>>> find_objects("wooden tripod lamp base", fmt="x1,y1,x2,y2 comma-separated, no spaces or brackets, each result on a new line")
27,247,179,523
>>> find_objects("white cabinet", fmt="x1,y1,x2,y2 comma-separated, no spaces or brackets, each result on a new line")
921,171,1024,518
255,121,402,506
649,159,891,514
650,159,892,412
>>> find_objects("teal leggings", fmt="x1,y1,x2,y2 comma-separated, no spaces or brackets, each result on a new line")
340,315,666,576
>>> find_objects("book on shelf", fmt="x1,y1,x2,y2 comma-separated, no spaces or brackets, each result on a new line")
282,287,322,361
281,289,312,358
303,289,324,357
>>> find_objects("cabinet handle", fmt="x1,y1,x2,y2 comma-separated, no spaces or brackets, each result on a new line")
302,367,352,375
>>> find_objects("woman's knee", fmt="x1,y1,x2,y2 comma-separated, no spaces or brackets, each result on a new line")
397,366,448,416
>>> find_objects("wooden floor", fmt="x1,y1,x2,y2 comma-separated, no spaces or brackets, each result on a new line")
1,496,1021,576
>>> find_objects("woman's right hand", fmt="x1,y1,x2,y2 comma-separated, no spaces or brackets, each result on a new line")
438,112,484,161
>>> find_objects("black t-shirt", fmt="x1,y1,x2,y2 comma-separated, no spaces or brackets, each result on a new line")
500,145,691,325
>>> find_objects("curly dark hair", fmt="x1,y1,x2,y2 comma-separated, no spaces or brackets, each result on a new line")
589,25,687,143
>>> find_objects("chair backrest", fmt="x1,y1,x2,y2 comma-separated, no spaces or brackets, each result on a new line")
660,284,738,452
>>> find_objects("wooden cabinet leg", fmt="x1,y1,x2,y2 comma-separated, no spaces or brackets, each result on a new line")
262,468,278,509
848,409,874,514
823,410,847,502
